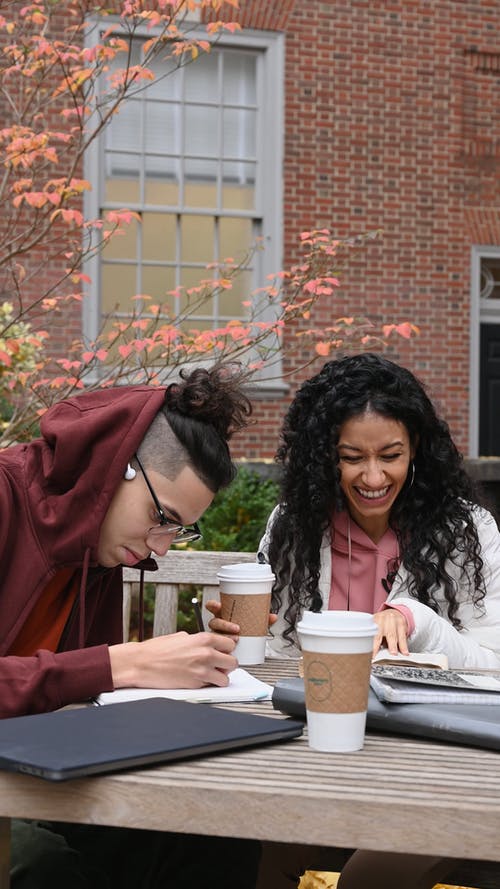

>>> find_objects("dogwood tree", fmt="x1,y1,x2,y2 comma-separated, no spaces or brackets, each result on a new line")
0,0,416,446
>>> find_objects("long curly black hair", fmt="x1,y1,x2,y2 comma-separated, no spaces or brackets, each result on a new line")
268,353,487,640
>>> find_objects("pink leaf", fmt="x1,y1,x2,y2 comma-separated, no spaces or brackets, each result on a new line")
315,342,331,357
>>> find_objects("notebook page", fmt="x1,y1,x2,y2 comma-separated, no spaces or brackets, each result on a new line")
96,668,272,706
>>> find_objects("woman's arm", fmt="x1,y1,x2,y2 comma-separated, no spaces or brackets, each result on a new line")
387,508,500,669
391,597,500,669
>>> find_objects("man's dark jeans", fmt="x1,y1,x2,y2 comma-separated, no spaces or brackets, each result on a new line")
11,819,261,889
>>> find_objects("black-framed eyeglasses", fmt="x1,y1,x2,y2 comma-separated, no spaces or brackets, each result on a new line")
134,453,202,545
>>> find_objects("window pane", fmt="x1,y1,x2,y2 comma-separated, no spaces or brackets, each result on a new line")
219,270,252,317
222,164,255,209
184,318,214,333
185,52,219,102
105,150,142,178
223,52,256,105
184,163,218,207
481,258,500,300
180,268,215,315
105,99,142,175
181,216,214,263
142,265,177,301
144,100,180,162
185,156,219,181
185,104,219,157
104,174,140,204
102,218,138,260
223,108,256,158
143,214,177,262
144,177,179,205
219,217,253,262
147,52,181,100
101,263,138,315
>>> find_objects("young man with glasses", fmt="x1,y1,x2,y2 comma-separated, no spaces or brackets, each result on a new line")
0,363,260,888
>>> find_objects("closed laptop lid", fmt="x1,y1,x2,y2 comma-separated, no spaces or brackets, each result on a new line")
272,678,500,751
366,689,500,749
0,697,303,781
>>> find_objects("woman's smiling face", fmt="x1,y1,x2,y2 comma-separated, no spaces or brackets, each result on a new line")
337,410,415,542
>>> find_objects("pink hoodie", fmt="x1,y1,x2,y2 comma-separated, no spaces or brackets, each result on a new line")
329,510,415,633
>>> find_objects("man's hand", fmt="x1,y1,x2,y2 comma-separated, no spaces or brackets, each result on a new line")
372,609,409,657
109,631,238,690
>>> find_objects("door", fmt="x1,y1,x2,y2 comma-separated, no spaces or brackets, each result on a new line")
479,323,500,455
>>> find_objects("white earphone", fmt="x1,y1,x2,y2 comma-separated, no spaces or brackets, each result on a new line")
124,463,136,481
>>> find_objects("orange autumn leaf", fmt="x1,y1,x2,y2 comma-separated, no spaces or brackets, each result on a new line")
315,342,331,357
118,344,133,358
82,350,107,363
206,21,242,34
383,322,419,339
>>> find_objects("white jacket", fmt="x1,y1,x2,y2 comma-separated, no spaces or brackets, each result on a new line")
259,505,500,669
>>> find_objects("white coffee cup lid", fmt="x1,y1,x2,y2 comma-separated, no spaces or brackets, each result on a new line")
217,562,275,582
297,610,377,637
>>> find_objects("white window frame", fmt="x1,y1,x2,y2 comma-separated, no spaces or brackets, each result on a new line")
469,244,500,456
83,19,284,386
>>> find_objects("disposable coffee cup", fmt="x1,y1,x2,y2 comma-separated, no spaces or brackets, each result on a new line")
297,610,377,753
217,563,275,665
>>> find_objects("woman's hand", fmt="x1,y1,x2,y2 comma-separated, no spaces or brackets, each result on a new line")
372,609,409,657
205,599,278,636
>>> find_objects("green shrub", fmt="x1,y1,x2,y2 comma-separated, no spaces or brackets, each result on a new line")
182,467,279,634
130,467,280,639
193,467,280,553
0,396,13,425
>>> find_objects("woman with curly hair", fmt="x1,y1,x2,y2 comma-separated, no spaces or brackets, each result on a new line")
259,351,500,668
253,352,500,889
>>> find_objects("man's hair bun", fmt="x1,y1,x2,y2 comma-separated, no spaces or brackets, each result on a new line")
164,363,251,441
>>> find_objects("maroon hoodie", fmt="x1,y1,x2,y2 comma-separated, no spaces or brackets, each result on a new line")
0,385,167,717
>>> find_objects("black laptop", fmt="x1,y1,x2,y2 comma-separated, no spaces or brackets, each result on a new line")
0,697,303,781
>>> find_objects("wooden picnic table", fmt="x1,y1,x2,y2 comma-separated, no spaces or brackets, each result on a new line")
0,658,499,888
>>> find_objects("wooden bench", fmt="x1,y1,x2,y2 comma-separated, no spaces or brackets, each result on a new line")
122,550,257,639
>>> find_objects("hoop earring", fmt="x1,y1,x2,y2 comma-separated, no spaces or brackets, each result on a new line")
124,463,136,481
408,461,415,489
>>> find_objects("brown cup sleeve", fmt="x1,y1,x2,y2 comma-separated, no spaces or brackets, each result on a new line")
219,592,271,636
303,650,373,713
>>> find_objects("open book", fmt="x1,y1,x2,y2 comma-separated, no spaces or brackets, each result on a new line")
372,649,449,670
370,663,500,704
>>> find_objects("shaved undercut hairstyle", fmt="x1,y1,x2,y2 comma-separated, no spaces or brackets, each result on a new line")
136,364,252,493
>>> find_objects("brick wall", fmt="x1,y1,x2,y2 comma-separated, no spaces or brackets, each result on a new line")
225,0,500,460
0,4,83,355
4,1,500,461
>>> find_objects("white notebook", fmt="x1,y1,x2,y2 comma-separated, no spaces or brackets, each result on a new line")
370,666,500,705
96,667,273,706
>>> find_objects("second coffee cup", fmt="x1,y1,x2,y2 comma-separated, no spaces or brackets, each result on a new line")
297,610,377,752
217,563,275,665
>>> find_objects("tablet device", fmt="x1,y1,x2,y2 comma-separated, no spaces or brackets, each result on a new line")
0,697,303,781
